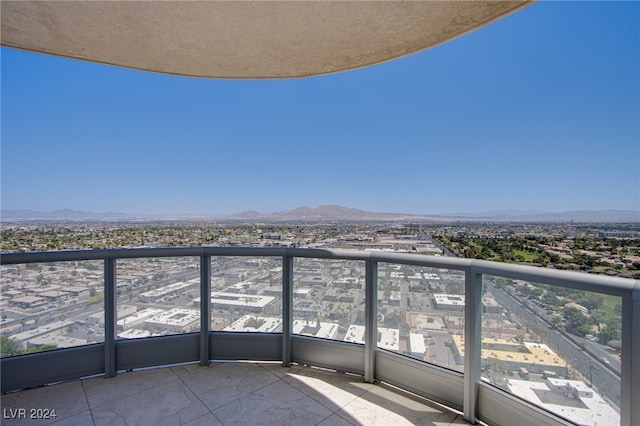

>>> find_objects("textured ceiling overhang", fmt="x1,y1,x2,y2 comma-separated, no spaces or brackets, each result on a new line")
1,1,534,79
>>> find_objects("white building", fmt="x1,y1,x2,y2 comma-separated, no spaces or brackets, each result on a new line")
434,294,465,311
378,327,399,351
139,280,197,303
88,304,137,327
145,308,199,333
293,319,338,339
409,333,427,358
223,315,282,332
117,308,165,330
344,325,365,344
508,378,619,426
118,329,160,339
194,292,276,312
263,286,311,298
225,281,258,294
343,324,399,351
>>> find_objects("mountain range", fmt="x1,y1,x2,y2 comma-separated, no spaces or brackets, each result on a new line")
1,209,130,220
2,205,639,223
226,205,436,222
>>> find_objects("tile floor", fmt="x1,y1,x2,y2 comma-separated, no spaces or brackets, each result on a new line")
1,362,471,425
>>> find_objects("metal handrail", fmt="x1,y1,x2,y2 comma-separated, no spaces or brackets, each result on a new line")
1,247,638,425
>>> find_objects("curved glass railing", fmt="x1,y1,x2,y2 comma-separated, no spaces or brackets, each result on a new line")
1,247,638,426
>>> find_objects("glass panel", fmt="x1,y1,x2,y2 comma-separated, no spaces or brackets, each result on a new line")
377,263,465,372
210,256,282,332
116,257,200,339
482,276,621,425
1,261,104,356
292,258,365,342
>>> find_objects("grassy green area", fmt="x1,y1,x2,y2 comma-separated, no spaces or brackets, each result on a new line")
602,295,620,311
602,295,621,318
513,249,538,262
592,294,621,325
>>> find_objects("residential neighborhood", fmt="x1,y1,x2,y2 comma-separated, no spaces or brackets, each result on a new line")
2,220,637,425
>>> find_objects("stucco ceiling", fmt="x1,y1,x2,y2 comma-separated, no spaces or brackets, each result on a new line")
1,1,534,79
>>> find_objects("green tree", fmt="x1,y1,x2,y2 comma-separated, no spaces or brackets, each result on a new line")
575,293,605,312
1,336,24,357
564,307,593,337
87,290,105,305
614,303,622,316
598,327,620,346
542,291,562,307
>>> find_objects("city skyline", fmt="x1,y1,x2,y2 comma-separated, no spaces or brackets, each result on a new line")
2,1,639,216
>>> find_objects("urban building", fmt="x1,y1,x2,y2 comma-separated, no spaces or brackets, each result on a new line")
508,378,619,426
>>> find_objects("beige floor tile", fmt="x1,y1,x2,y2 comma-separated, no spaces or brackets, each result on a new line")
316,413,359,426
1,410,95,426
212,380,334,426
169,362,209,379
82,368,177,409
255,362,301,379
91,379,208,426
180,363,280,411
1,363,472,426
50,411,96,426
283,367,374,411
182,412,224,426
429,416,469,425
340,383,460,426
0,381,89,425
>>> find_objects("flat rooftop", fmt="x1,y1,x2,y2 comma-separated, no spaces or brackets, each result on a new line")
508,378,619,426
452,336,568,368
194,292,276,309
0,362,471,425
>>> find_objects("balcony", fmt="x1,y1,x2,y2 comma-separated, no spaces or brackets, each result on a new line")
0,361,470,425
1,247,638,425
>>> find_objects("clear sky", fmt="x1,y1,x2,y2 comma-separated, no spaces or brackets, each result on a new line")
2,2,639,216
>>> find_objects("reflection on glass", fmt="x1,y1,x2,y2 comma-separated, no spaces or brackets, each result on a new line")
292,258,365,342
116,257,200,339
0,261,104,356
482,276,621,425
377,263,465,372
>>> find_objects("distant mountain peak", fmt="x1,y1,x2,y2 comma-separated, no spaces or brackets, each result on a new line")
224,206,640,223
1,209,129,220
2,206,638,223
286,204,368,217
226,204,432,222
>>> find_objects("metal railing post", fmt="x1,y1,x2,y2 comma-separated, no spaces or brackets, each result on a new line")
282,254,293,367
620,281,640,426
364,259,378,383
104,255,117,378
200,254,211,366
464,270,482,423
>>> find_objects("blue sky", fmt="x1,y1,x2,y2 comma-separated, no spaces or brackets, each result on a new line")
2,2,639,216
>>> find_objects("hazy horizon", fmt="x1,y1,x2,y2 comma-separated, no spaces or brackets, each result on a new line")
2,205,639,225
2,2,638,216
